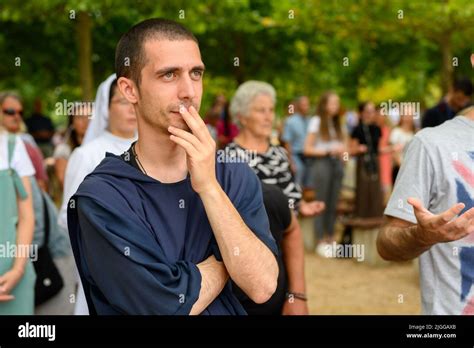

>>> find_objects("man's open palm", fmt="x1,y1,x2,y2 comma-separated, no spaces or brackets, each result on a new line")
408,197,474,246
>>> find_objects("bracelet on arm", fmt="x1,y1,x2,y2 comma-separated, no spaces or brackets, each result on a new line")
286,291,307,302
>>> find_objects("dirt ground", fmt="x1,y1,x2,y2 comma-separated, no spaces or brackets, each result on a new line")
305,253,421,314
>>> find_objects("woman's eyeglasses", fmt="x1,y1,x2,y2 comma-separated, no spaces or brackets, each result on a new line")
2,108,23,117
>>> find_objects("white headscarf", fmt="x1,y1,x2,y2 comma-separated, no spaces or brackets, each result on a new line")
83,73,116,144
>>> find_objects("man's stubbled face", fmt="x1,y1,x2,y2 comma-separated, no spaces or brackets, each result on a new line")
136,39,205,133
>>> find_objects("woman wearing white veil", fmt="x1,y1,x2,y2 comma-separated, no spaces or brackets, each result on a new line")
83,74,117,144
58,73,137,314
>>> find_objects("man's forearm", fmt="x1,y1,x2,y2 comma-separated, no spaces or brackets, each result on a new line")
199,184,278,304
190,256,228,315
377,224,431,261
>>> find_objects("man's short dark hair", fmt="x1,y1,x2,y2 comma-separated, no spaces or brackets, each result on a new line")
115,18,198,87
453,77,473,97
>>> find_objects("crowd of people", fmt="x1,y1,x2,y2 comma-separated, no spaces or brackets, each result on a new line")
0,18,472,316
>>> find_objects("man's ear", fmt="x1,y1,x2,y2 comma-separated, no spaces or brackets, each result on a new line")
471,53,474,68
117,77,139,104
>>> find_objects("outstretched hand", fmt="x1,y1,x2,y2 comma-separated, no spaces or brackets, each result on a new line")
408,197,474,247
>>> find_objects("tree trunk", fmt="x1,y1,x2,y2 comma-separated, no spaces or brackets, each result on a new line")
440,32,453,96
234,34,245,85
76,12,94,101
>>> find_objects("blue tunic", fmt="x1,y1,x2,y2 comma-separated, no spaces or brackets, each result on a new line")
67,152,277,315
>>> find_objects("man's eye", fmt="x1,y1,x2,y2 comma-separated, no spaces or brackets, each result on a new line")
191,70,203,79
163,72,175,80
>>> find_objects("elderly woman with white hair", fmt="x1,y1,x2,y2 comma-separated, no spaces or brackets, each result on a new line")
226,81,325,315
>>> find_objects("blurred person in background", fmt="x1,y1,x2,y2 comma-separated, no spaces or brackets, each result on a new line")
304,91,346,256
204,106,219,142
204,94,227,143
350,101,384,218
53,102,91,189
1,93,48,192
344,109,359,135
2,92,75,314
389,109,416,185
376,106,394,198
227,81,326,314
210,93,227,118
277,99,294,144
216,102,239,148
234,181,309,315
25,99,55,158
422,77,472,128
31,169,75,315
0,99,36,314
282,95,311,186
228,82,325,217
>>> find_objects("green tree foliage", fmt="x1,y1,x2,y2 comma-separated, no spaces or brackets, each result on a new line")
0,0,472,125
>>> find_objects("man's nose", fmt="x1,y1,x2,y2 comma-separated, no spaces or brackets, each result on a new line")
177,74,196,101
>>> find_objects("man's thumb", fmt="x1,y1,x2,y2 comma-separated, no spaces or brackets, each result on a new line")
407,197,427,214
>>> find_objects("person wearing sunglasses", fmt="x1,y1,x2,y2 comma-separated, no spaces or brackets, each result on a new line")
2,101,24,130
0,93,49,192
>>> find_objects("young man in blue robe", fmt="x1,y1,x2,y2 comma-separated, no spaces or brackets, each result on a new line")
67,18,278,315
